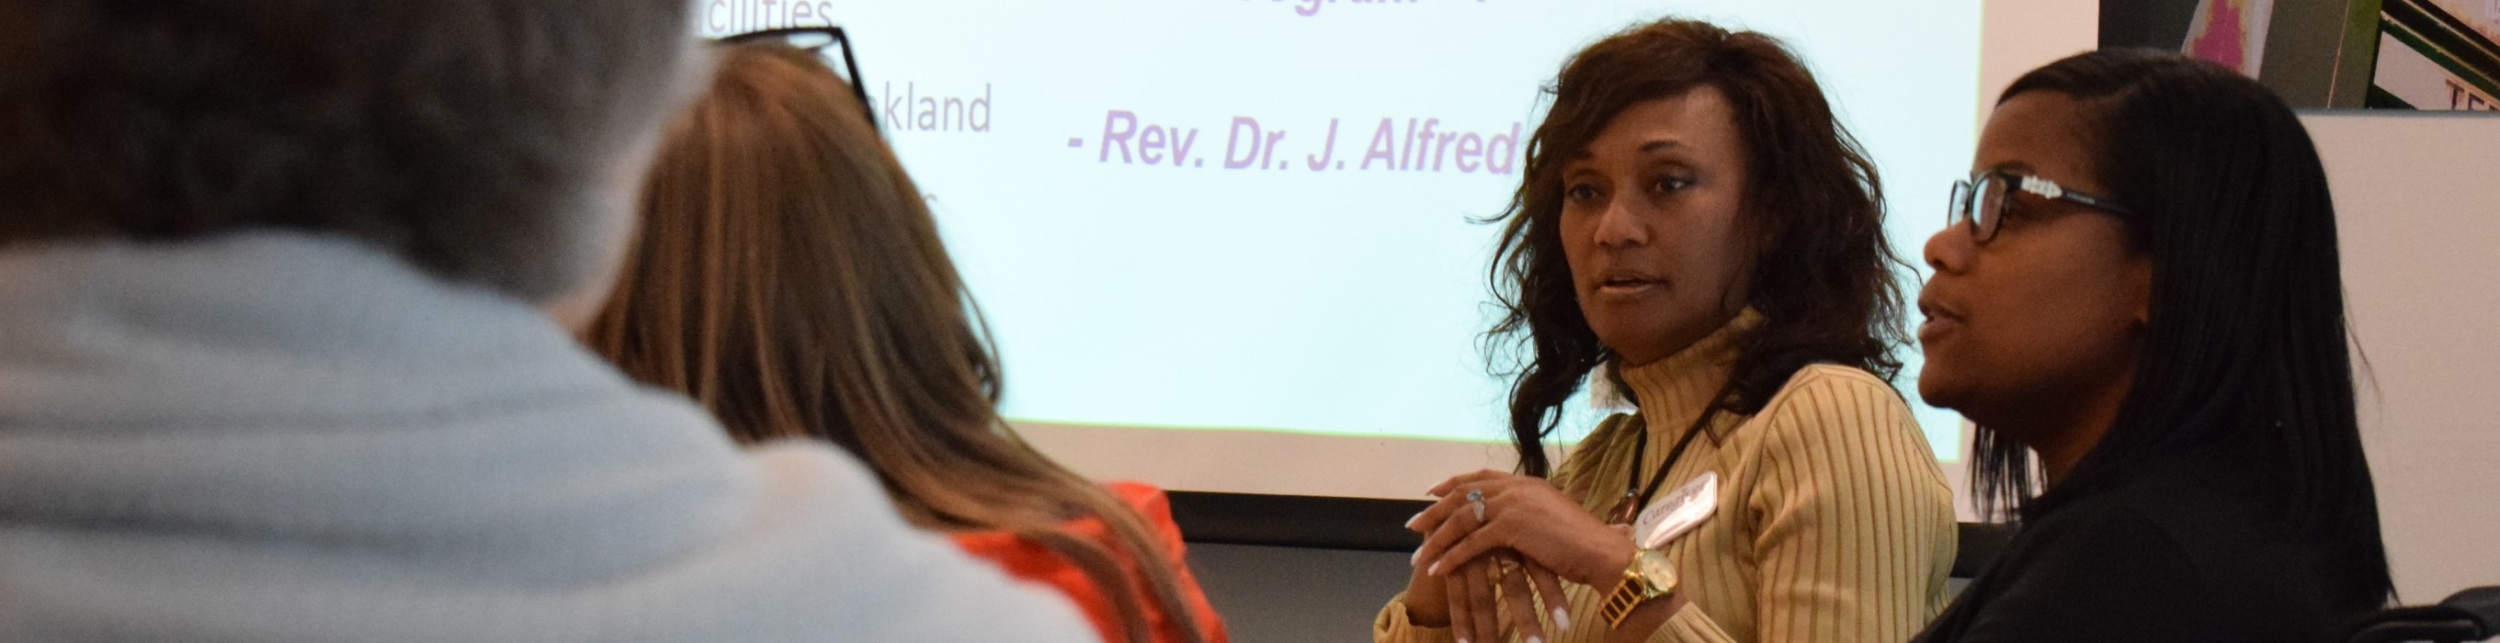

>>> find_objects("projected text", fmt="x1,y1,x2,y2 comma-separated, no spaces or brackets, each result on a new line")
1082,111,1520,174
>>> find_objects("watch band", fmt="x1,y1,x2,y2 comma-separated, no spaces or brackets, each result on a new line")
1600,551,1674,627
1600,567,1652,627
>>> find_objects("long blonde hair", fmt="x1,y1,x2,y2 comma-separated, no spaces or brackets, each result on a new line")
585,44,1205,643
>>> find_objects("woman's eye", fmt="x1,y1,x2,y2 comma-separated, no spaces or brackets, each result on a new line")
1993,199,2041,231
1652,176,1695,194
1565,184,1602,203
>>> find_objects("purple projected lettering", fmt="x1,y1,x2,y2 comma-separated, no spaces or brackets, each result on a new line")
702,0,836,37
877,82,993,133
1082,111,1519,175
1095,111,1206,166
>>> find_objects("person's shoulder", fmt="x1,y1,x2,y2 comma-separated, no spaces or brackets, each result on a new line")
2050,452,2285,556
2049,456,2354,614
741,440,1025,559
741,440,981,555
657,440,1101,642
1737,363,1947,500
953,481,1185,566
1761,363,1908,413
2014,501,2216,613
2016,486,2264,607
1103,481,1173,520
744,439,892,508
2020,494,2183,551
1747,363,1926,450
1101,481,1188,557
1952,505,2231,642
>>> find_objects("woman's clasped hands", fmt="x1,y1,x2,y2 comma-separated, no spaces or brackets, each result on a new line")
1401,470,1659,643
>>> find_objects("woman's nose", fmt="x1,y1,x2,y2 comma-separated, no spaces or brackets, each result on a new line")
1593,201,1648,248
1924,221,1972,277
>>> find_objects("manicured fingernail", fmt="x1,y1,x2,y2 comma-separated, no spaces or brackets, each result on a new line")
1455,638,1470,643
1427,561,1443,576
1527,636,1544,643
1552,608,1572,630
1405,511,1424,529
1410,547,1422,566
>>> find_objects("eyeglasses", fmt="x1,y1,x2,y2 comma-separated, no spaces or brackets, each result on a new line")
717,26,876,131
1947,170,2136,243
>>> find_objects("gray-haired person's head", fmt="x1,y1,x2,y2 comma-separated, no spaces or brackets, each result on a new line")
0,0,700,302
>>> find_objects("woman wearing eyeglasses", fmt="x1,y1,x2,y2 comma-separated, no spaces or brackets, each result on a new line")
1910,50,2393,643
1377,19,1956,643
582,43,1225,643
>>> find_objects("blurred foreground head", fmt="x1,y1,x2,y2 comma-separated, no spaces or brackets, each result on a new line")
0,0,699,302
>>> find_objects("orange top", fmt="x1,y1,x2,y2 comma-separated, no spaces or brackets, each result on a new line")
952,482,1229,643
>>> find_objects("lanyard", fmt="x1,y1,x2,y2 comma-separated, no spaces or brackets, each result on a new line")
1609,405,1722,525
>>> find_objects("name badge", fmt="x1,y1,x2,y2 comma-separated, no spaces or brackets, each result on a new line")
1633,471,1719,550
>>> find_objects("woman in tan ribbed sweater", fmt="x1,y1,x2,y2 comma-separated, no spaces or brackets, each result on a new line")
1374,19,1955,643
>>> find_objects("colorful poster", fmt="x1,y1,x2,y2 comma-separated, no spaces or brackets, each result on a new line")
2183,0,2278,76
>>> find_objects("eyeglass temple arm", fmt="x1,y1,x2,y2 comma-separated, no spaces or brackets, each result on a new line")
2017,174,2134,216
716,27,875,130
823,28,874,129
2057,191,2132,215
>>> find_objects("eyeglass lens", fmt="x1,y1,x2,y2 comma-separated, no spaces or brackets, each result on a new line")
1976,174,2007,239
1950,174,2012,241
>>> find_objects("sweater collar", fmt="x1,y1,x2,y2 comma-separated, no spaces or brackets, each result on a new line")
1616,308,1760,441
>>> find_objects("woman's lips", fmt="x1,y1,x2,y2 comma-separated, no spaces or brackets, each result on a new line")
1916,301,1964,343
1595,279,1665,297
1592,270,1670,300
1917,315,1961,343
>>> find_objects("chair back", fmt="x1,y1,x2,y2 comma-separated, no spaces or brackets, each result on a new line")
1951,522,2015,579
2346,586,2500,643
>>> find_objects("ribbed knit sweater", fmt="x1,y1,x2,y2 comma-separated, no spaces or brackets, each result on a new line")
1376,310,1956,643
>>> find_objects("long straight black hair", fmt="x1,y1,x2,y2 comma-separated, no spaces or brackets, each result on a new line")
1975,49,2393,609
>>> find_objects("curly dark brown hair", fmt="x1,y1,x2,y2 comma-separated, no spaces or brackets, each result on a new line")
1488,18,1911,476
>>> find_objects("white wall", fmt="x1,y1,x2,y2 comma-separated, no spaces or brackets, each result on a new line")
2308,111,2500,602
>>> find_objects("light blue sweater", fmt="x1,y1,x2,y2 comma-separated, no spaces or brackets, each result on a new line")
0,232,1095,642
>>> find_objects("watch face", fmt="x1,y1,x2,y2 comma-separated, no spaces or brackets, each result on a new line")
1633,549,1678,592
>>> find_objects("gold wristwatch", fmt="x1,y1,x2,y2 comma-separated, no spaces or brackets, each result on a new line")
1600,548,1678,627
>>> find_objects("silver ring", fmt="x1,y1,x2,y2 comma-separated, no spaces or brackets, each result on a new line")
1466,488,1486,522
